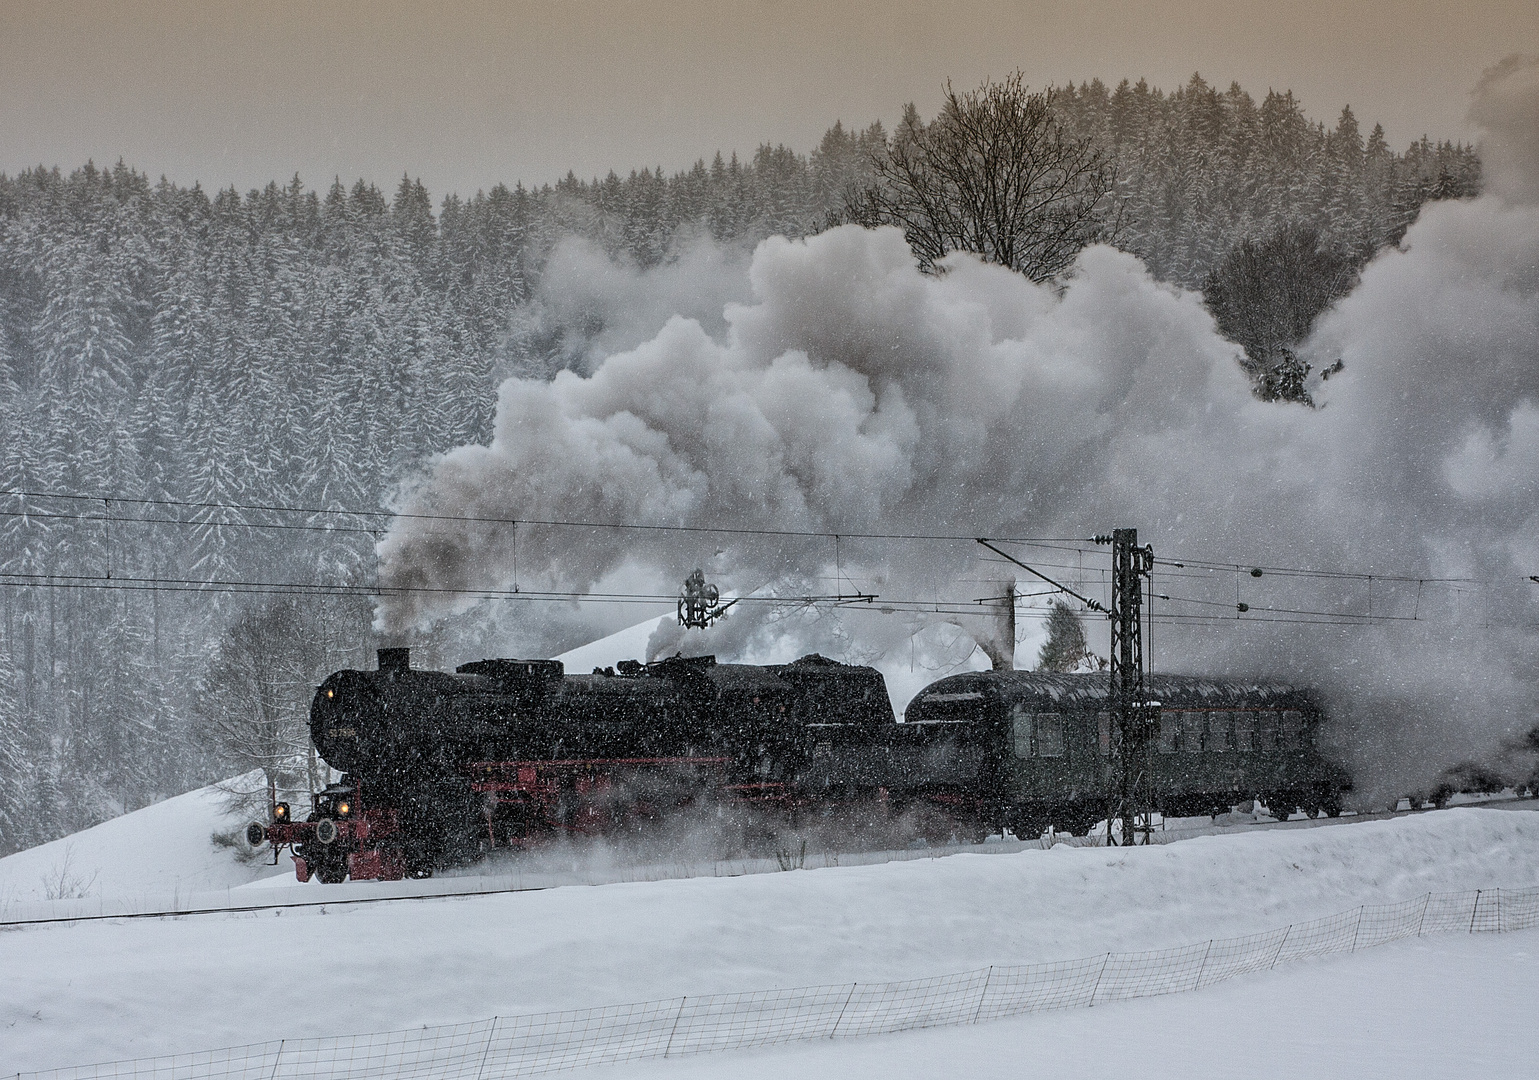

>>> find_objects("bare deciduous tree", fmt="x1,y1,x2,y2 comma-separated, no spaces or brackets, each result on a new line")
195,596,371,820
843,73,1122,280
1202,225,1359,404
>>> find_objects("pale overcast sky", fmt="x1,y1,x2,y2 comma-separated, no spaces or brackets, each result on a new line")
2,0,1535,197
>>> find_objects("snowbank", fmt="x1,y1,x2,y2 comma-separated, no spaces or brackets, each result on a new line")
2,807,1536,1072
603,928,1539,1080
554,615,672,672
0,775,290,907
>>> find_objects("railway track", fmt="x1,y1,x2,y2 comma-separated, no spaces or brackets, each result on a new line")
3,796,1533,929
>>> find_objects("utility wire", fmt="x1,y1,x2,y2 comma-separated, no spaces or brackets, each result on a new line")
975,538,1107,613
0,488,1083,547
12,488,1527,589
2,570,1529,628
4,489,1535,630
1156,554,1483,586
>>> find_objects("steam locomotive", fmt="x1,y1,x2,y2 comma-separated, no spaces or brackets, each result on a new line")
251,647,1353,882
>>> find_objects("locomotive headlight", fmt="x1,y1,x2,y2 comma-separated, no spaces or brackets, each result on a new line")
326,688,335,700
337,801,351,817
273,802,290,822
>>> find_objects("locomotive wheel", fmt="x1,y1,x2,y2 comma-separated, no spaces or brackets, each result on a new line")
959,817,990,845
315,859,347,884
1056,811,1096,837
405,849,436,879
1010,818,1049,842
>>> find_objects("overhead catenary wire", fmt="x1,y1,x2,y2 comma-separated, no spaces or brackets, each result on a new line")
2,568,1532,628
0,488,1084,547
1,487,1535,631
8,487,1529,589
0,569,1066,620
975,538,1108,614
1155,553,1482,586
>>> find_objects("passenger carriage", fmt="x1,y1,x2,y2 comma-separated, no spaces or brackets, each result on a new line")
903,672,1353,837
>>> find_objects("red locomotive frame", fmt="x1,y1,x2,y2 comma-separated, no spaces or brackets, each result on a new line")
254,754,814,882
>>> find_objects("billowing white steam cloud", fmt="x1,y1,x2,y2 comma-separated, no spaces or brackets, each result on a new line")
379,60,1539,802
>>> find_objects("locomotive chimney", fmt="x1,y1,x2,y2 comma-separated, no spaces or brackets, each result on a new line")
378,647,411,673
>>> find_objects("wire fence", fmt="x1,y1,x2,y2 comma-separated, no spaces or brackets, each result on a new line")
16,886,1538,1080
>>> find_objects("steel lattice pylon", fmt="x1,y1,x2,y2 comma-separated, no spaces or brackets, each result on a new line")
974,531,1159,845
1103,528,1157,845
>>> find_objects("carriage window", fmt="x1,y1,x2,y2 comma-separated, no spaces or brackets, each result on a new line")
1208,712,1232,752
1233,712,1255,751
1035,713,1065,758
1158,711,1179,754
1011,704,1032,759
1098,711,1111,756
1281,710,1304,749
1257,712,1280,751
1181,711,1204,753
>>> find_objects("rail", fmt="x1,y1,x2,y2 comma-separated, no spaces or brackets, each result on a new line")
3,798,1532,929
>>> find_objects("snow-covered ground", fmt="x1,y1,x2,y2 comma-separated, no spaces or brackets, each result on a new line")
2,807,1536,1074
0,776,288,907
602,928,1539,1080
2,619,1532,1074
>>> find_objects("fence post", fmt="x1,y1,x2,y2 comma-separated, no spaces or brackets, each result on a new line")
831,984,857,1039
1195,940,1213,988
268,1039,285,1080
971,967,993,1024
663,997,687,1057
1469,890,1482,933
473,1016,500,1080
1349,906,1364,952
1417,892,1431,936
1089,953,1110,1005
1269,925,1292,969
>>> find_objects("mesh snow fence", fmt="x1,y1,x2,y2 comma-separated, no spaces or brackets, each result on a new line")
16,885,1537,1080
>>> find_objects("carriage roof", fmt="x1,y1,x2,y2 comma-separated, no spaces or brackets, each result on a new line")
906,671,1319,716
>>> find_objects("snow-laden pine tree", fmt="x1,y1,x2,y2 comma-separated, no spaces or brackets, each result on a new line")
1036,599,1103,673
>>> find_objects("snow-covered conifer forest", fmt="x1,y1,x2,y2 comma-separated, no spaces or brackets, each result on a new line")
0,76,1481,854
